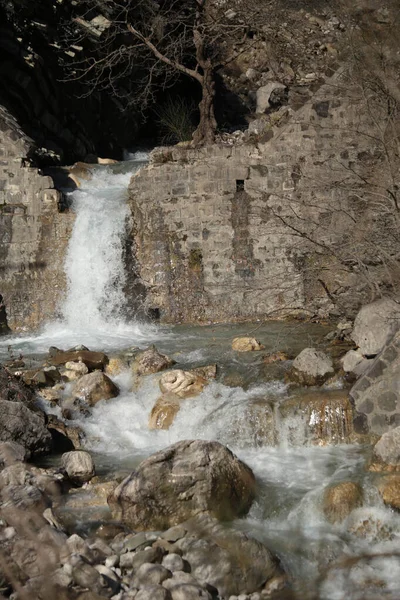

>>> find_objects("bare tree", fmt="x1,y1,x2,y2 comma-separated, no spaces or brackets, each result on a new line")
66,0,258,145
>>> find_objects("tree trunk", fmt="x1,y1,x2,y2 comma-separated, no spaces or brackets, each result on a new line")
192,64,217,146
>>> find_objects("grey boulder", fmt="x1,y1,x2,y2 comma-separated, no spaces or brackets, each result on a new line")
108,440,256,530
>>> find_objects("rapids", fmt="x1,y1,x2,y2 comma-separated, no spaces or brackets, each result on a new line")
1,155,399,599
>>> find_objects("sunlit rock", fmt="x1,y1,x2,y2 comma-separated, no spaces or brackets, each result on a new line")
72,371,119,406
132,345,175,380
378,474,400,510
108,440,256,530
231,337,265,352
61,450,95,485
373,426,400,467
286,347,334,386
278,390,354,445
341,348,364,373
149,394,180,430
63,360,89,381
105,357,129,377
159,370,207,399
323,481,363,523
351,298,400,356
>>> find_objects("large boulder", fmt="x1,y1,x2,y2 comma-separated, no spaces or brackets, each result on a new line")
286,347,334,386
0,400,52,456
351,298,400,356
175,515,282,597
72,371,119,406
108,440,256,530
159,370,207,399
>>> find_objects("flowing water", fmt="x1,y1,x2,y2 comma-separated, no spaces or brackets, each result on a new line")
1,155,399,598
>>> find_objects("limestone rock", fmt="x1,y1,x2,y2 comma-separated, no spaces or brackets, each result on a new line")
108,440,256,530
61,450,95,484
378,474,400,510
175,515,281,597
256,82,287,113
263,351,289,364
231,337,265,352
323,481,363,523
189,364,217,380
341,349,364,373
159,370,207,398
0,400,52,456
374,427,400,466
149,395,180,430
132,345,175,378
0,441,28,468
278,390,354,445
286,347,334,386
105,357,129,377
72,371,119,406
351,298,400,356
64,361,89,381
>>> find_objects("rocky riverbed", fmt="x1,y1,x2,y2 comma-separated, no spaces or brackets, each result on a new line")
1,299,400,599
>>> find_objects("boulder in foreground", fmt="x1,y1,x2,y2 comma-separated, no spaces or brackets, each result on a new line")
108,440,256,530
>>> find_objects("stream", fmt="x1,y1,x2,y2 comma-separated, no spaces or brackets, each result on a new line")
1,154,399,599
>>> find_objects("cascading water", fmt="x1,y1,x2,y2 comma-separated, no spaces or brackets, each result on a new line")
1,152,399,598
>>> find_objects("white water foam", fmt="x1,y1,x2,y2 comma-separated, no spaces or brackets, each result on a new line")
0,153,171,354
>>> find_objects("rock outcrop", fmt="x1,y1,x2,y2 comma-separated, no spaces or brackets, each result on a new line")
108,440,256,530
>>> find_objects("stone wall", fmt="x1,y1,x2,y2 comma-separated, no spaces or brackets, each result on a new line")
351,331,400,435
129,71,399,324
0,107,73,332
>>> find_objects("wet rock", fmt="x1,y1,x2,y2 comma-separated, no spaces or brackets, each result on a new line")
108,440,256,530
159,370,207,398
175,515,281,597
232,337,265,352
189,365,217,380
149,394,180,430
63,360,89,381
278,390,354,445
374,426,400,467
132,345,176,378
0,400,52,455
61,450,95,484
263,352,289,365
49,350,109,371
105,357,129,377
351,298,400,356
323,481,363,523
0,441,28,468
286,347,334,386
378,474,400,510
72,371,119,406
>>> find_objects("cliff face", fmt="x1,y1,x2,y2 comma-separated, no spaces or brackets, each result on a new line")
0,0,139,165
